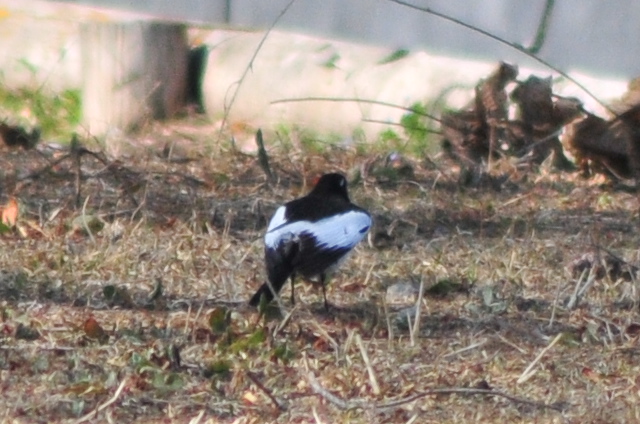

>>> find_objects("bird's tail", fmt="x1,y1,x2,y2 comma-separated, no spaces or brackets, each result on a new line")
250,247,296,307
249,280,282,307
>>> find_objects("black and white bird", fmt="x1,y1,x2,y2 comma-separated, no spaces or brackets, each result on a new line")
249,173,372,310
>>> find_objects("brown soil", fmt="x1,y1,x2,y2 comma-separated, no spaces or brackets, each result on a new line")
1,118,639,423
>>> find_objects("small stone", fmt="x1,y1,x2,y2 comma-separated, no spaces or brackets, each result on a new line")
393,306,418,331
386,282,419,307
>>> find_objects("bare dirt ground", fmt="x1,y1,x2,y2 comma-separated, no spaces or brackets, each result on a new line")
1,117,640,423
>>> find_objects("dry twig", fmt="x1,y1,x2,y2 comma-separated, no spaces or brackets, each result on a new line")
246,370,287,411
410,277,426,347
567,265,597,310
518,332,563,384
355,333,381,395
304,369,565,413
216,0,297,144
73,377,129,423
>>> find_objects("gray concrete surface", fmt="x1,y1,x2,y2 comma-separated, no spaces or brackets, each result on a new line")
0,0,631,144
54,0,640,79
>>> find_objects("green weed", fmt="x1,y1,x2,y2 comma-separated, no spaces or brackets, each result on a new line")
0,82,82,141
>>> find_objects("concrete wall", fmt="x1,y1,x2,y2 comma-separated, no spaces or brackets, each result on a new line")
55,0,639,80
1,0,631,143
0,1,189,139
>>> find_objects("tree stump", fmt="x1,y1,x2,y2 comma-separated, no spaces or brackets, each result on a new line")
81,22,188,136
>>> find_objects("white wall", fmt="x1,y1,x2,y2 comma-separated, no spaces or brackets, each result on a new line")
54,0,640,79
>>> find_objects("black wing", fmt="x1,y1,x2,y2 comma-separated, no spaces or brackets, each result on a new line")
292,232,351,278
249,235,299,306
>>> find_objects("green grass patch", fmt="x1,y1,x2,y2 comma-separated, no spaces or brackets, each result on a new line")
274,123,344,155
0,82,82,142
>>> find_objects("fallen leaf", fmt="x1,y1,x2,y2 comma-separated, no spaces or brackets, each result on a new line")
15,323,40,340
582,367,602,383
84,316,108,343
626,323,640,336
1,197,19,227
242,390,259,405
208,307,230,335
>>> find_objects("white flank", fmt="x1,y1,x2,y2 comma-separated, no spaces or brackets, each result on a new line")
265,210,372,250
266,206,287,232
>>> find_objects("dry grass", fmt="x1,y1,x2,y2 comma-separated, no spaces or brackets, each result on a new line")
1,119,640,423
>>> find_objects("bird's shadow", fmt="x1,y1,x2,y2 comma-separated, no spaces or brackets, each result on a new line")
256,299,380,324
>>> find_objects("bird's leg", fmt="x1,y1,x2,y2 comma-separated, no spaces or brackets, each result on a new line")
320,273,329,311
290,273,296,305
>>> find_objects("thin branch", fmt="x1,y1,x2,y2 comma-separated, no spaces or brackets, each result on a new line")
517,332,563,384
305,370,360,410
375,387,566,413
548,276,563,329
355,333,381,395
386,0,613,114
566,265,596,310
255,276,290,319
271,96,443,123
18,151,76,181
216,0,297,144
18,142,140,208
442,338,488,359
273,306,296,336
361,118,443,135
304,369,565,413
246,370,287,411
73,377,129,423
410,277,426,347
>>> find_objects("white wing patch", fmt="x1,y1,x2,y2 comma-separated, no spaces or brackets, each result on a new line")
266,206,287,232
265,210,371,250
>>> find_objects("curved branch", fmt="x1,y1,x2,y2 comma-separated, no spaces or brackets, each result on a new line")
216,0,298,143
386,0,613,114
271,96,442,123
305,370,566,413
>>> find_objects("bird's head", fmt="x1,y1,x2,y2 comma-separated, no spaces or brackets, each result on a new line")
310,173,349,200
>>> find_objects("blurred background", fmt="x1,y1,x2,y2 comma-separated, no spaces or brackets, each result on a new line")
1,0,634,144
54,0,640,79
